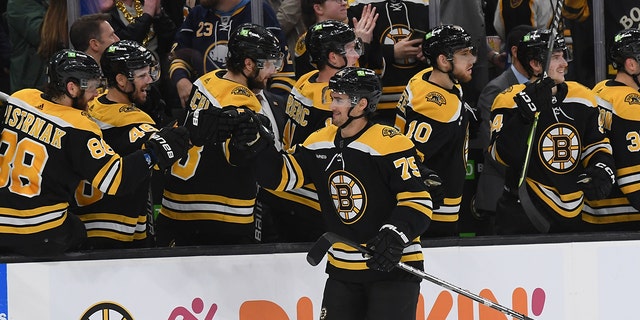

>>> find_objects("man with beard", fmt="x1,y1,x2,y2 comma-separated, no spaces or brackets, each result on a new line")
156,23,284,246
395,25,478,237
0,49,190,256
169,0,294,107
71,40,169,249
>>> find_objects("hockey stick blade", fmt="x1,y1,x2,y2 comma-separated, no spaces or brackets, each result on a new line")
308,232,535,320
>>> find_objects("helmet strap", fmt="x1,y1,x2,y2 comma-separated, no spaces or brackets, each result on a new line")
338,100,366,130
327,52,348,70
114,77,137,104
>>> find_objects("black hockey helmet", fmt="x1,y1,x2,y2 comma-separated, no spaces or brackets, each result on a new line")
48,49,104,92
610,28,640,70
517,29,567,77
422,25,473,63
329,67,381,114
227,23,284,72
305,20,359,67
101,40,159,84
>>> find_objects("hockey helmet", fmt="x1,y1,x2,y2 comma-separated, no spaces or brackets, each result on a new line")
227,23,284,71
422,25,474,63
329,67,381,114
101,40,159,84
517,29,568,77
48,49,105,92
610,28,640,70
305,20,359,67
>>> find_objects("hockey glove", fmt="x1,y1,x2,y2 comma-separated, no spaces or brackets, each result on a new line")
186,106,247,146
577,162,616,200
231,111,275,154
143,126,190,170
365,224,410,272
513,77,555,123
417,163,444,210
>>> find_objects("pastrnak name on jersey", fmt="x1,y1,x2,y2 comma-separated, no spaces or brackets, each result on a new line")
3,103,67,149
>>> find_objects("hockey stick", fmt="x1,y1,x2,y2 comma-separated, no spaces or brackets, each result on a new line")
517,0,565,233
307,232,536,320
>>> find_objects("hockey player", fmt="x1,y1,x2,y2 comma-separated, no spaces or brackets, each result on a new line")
395,25,477,237
490,29,615,234
239,67,432,320
169,0,294,107
72,40,163,249
263,20,362,242
0,49,189,256
156,23,283,246
584,29,640,230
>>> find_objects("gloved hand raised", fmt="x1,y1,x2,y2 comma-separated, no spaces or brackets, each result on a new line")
577,162,616,200
417,163,444,210
186,106,249,146
365,224,410,272
513,77,555,123
143,126,190,170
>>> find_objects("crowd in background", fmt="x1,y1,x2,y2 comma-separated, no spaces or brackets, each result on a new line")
0,0,639,256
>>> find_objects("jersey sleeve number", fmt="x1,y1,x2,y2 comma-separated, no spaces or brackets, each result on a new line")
0,129,48,197
405,120,432,144
393,156,420,180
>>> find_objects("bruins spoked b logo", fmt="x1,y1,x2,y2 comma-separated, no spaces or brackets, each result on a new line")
328,170,367,224
538,123,581,173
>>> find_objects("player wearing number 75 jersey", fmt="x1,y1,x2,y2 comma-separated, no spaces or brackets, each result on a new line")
0,49,190,256
395,25,478,237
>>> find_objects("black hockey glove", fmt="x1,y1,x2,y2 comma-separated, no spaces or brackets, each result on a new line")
513,77,555,123
230,111,275,154
417,163,444,210
143,126,190,170
577,162,616,200
365,224,410,272
186,106,247,146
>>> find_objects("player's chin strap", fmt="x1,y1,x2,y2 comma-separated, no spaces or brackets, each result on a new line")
435,56,460,86
620,67,640,89
327,54,348,71
114,78,138,104
338,100,368,130
65,87,86,110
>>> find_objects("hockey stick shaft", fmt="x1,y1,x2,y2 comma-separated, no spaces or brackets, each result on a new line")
307,232,535,320
517,0,565,233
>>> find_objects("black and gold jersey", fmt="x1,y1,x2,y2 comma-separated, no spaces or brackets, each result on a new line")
395,68,468,224
257,123,432,282
347,0,430,111
72,94,158,246
0,89,151,246
583,80,640,224
490,81,613,220
159,70,262,238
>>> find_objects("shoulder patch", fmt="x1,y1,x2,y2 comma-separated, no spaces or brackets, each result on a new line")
231,86,252,97
118,104,139,113
425,92,446,106
625,93,640,105
382,127,401,137
295,32,307,57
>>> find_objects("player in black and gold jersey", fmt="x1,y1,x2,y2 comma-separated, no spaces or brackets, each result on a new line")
396,25,477,237
156,24,284,246
490,29,614,234
241,67,431,320
72,40,163,249
0,49,189,256
584,29,640,230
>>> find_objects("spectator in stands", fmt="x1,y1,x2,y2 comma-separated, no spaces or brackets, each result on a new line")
297,0,377,79
493,0,553,42
71,40,165,249
347,0,426,125
584,29,640,231
169,0,294,107
156,24,284,246
490,29,614,234
0,49,189,256
6,0,47,92
472,25,534,228
69,13,121,65
276,0,306,69
395,25,478,237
